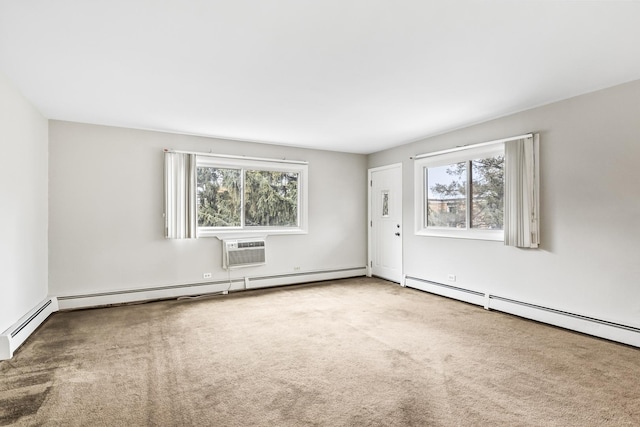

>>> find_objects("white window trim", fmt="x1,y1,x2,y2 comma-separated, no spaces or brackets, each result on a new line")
414,143,504,241
196,156,308,238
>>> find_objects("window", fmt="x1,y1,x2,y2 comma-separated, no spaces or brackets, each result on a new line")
415,144,504,240
164,152,309,239
196,156,308,236
197,167,242,227
426,162,467,228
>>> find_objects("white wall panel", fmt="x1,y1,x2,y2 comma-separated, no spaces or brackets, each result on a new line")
369,79,640,330
0,71,49,333
48,121,367,297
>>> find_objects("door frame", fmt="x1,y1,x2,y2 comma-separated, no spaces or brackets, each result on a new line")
367,162,403,284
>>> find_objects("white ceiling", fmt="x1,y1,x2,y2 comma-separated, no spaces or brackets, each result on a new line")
2,1,640,154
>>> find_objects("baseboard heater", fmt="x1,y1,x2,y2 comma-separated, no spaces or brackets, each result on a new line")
245,267,367,290
404,275,640,348
1,297,59,360
56,267,367,310
57,279,241,310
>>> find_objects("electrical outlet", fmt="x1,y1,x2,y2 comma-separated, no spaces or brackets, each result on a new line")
203,273,212,279
293,266,301,271
447,274,456,282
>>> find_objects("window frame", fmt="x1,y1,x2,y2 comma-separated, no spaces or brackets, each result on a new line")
414,143,504,241
196,156,308,238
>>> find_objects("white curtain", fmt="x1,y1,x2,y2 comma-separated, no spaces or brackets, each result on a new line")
504,134,539,248
164,151,197,239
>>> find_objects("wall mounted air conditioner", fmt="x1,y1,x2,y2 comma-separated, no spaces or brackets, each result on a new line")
223,238,266,269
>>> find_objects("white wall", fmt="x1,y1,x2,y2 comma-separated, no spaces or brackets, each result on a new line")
369,79,640,328
0,71,49,333
48,121,367,297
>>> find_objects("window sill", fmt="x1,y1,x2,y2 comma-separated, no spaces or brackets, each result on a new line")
415,229,503,241
198,228,308,239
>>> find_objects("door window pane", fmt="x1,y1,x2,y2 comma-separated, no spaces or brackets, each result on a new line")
382,191,389,217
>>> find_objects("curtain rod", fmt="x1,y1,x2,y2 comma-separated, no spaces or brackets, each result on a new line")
164,149,308,165
411,133,534,160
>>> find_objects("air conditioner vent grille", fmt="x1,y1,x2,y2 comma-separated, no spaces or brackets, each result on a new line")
223,238,266,269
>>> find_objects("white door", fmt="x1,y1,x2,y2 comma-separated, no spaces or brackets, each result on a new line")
369,164,402,283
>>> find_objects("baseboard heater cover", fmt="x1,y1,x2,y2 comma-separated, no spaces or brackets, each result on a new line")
1,297,59,360
404,275,640,348
57,279,241,310
488,295,640,348
245,267,367,290
57,267,367,310
404,276,485,306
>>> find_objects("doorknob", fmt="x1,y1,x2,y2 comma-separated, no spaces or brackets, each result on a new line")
395,232,400,236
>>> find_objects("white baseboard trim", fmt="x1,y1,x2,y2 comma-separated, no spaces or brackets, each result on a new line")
57,267,366,310
405,276,640,348
1,297,59,360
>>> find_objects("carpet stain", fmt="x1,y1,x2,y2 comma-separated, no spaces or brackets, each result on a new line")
0,372,51,390
0,385,51,426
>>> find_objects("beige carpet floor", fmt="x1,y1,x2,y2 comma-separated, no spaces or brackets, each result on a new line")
1,277,639,426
